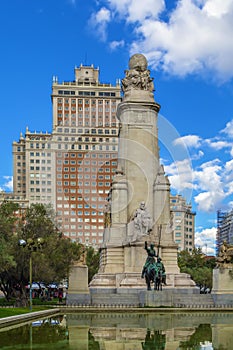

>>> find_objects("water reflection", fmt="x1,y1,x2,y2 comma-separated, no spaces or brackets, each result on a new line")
0,312,233,349
142,330,166,349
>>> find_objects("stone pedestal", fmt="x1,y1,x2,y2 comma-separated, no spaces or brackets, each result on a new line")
89,53,196,292
212,267,233,305
67,265,90,305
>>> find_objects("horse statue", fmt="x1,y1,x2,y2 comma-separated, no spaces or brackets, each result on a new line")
141,241,166,291
144,260,163,291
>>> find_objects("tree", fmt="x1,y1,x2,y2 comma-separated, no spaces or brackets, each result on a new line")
178,248,216,290
0,202,82,304
85,246,100,283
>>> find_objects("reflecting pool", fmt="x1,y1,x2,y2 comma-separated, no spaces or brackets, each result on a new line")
0,312,233,349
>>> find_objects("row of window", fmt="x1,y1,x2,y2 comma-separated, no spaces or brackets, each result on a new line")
57,182,110,190
57,196,104,202
30,152,51,157
58,107,116,113
175,233,193,238
30,159,51,164
57,99,117,105
30,180,51,185
30,173,51,178
57,159,114,166
56,189,109,196
56,136,116,143
62,229,103,236
56,127,117,134
57,90,117,97
30,196,52,200
75,237,103,245
57,203,103,209
57,175,111,182
57,120,117,127
64,144,117,151
30,166,51,171
57,152,116,160
30,188,51,192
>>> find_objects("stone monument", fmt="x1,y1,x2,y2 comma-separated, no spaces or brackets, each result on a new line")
67,247,90,305
89,54,196,291
212,241,233,305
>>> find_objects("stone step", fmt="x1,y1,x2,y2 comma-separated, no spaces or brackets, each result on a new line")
91,293,139,306
173,294,214,306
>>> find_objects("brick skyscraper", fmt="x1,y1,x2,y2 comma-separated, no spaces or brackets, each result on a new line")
13,64,121,246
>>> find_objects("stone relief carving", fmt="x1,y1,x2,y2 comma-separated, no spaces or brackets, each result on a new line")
77,247,87,266
104,201,111,228
121,54,154,94
216,240,233,267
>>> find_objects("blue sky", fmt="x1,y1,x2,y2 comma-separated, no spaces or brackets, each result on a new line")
1,0,233,255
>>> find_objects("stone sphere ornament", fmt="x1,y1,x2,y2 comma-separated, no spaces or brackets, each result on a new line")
129,54,148,71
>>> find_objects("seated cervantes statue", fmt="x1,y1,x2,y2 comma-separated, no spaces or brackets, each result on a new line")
133,201,152,235
216,240,233,267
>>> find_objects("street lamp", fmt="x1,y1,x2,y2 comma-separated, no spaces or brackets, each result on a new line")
18,237,45,311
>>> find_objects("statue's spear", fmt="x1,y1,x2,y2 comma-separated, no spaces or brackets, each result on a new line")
157,224,162,258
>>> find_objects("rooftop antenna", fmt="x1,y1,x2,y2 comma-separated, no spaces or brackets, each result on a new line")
84,52,88,66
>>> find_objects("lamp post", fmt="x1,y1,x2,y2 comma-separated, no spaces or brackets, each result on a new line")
18,238,45,311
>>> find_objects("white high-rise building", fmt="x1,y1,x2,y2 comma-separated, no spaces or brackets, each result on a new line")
170,194,196,252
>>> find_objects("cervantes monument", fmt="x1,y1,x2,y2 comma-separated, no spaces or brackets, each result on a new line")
89,54,195,291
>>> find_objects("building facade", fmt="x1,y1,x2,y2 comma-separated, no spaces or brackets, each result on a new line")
12,64,121,246
216,209,233,255
170,194,196,252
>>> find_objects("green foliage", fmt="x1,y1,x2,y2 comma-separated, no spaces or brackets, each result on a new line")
178,248,216,289
0,202,82,303
179,324,212,349
0,201,19,274
86,246,100,283
0,306,51,318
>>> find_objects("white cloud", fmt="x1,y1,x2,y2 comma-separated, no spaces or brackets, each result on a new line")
195,226,217,255
205,139,231,150
194,190,225,212
193,159,225,211
192,150,204,160
93,0,233,81
89,7,111,41
203,0,233,18
109,40,125,51
105,0,165,22
161,116,233,215
0,176,13,192
224,159,233,182
164,158,194,192
173,135,202,148
221,119,233,137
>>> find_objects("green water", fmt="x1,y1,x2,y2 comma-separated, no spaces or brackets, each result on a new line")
0,312,233,349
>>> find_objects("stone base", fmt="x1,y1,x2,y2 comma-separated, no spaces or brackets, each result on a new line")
89,271,196,289
212,267,233,305
66,293,91,306
212,267,233,294
67,265,90,305
68,265,89,294
89,288,202,307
